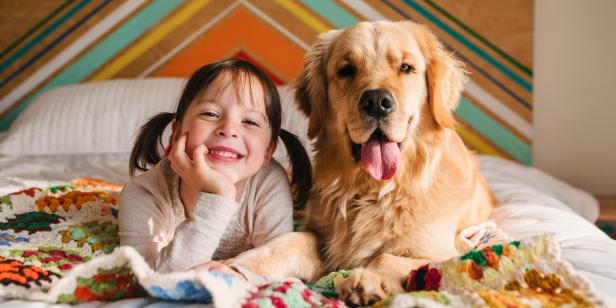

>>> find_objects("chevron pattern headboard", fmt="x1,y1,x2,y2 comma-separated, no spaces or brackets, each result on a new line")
0,0,533,165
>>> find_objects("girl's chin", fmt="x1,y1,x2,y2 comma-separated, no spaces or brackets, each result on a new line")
209,165,240,183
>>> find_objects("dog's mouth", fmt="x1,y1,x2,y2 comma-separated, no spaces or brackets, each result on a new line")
350,129,402,181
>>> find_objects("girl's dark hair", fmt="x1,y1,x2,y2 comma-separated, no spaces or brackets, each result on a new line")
129,58,312,208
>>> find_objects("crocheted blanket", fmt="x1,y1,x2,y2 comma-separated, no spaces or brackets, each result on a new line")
0,180,605,307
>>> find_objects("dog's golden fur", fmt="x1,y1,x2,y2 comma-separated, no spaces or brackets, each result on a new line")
229,21,494,305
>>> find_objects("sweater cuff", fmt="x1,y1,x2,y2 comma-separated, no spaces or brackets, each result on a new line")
191,192,239,222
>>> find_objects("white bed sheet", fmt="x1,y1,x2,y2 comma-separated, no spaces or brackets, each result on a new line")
0,154,130,196
0,154,615,305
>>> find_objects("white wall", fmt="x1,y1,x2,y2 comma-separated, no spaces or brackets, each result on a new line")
534,0,616,195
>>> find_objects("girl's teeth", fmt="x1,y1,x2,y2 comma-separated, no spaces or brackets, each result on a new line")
210,150,240,158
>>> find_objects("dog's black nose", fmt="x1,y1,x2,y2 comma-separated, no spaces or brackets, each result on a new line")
359,89,395,118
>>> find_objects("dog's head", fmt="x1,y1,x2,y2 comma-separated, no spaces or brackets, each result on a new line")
295,21,466,181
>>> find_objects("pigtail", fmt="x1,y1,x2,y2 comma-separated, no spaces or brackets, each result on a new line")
279,129,312,209
129,112,175,176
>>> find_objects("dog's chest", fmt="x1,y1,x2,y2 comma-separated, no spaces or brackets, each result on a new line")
316,193,396,265
318,192,458,270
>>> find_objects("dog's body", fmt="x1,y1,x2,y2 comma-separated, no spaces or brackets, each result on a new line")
230,21,494,305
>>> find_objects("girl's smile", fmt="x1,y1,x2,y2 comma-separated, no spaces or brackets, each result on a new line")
207,145,245,162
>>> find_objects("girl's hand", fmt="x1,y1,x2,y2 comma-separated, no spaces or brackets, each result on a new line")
190,261,246,281
168,133,236,200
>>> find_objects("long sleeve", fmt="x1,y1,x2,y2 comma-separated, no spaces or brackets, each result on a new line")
154,193,239,272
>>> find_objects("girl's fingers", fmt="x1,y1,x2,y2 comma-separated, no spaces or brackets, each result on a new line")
170,134,191,169
193,144,209,170
172,133,187,157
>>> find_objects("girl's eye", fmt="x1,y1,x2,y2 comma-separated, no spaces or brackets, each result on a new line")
243,120,260,127
201,112,219,118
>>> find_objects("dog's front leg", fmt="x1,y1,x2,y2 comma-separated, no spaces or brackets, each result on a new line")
335,254,430,306
226,231,324,282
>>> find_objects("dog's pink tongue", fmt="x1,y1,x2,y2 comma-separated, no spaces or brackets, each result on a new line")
360,138,400,180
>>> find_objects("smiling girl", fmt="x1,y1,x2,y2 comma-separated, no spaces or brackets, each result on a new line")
118,59,311,283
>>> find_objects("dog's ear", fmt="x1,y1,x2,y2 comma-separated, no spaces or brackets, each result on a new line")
294,29,343,139
418,25,467,129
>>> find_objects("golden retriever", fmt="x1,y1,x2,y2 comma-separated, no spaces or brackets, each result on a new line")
229,20,494,305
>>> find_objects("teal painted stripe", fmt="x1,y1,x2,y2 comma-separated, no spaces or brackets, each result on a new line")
0,0,183,131
455,98,531,165
0,0,75,60
403,0,533,93
423,0,532,77
0,0,89,73
300,0,358,28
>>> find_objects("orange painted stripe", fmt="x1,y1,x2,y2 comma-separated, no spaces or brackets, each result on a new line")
154,7,305,81
233,50,284,85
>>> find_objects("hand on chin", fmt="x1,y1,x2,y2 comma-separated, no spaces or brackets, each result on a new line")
196,150,239,183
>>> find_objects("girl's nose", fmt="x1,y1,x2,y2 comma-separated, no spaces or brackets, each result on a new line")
216,120,238,138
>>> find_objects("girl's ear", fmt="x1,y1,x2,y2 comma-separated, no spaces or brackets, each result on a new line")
171,119,178,139
264,140,278,164
165,119,178,157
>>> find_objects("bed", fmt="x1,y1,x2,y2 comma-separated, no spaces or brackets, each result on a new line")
0,79,614,307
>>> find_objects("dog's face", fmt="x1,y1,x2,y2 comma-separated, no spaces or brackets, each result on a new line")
295,21,465,181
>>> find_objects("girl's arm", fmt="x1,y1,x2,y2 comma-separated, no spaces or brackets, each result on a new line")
155,192,238,272
150,133,239,272
119,176,239,273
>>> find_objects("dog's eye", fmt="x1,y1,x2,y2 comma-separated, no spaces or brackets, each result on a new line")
399,63,415,74
337,64,356,78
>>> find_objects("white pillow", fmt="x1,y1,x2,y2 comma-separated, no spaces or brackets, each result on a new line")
0,78,186,155
0,79,311,157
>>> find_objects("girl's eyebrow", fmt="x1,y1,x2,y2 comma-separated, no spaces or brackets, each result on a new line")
197,98,218,105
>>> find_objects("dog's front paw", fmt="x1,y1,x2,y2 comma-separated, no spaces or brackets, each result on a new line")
334,268,404,306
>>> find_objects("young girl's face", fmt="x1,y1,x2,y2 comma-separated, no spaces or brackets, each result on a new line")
176,72,274,184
